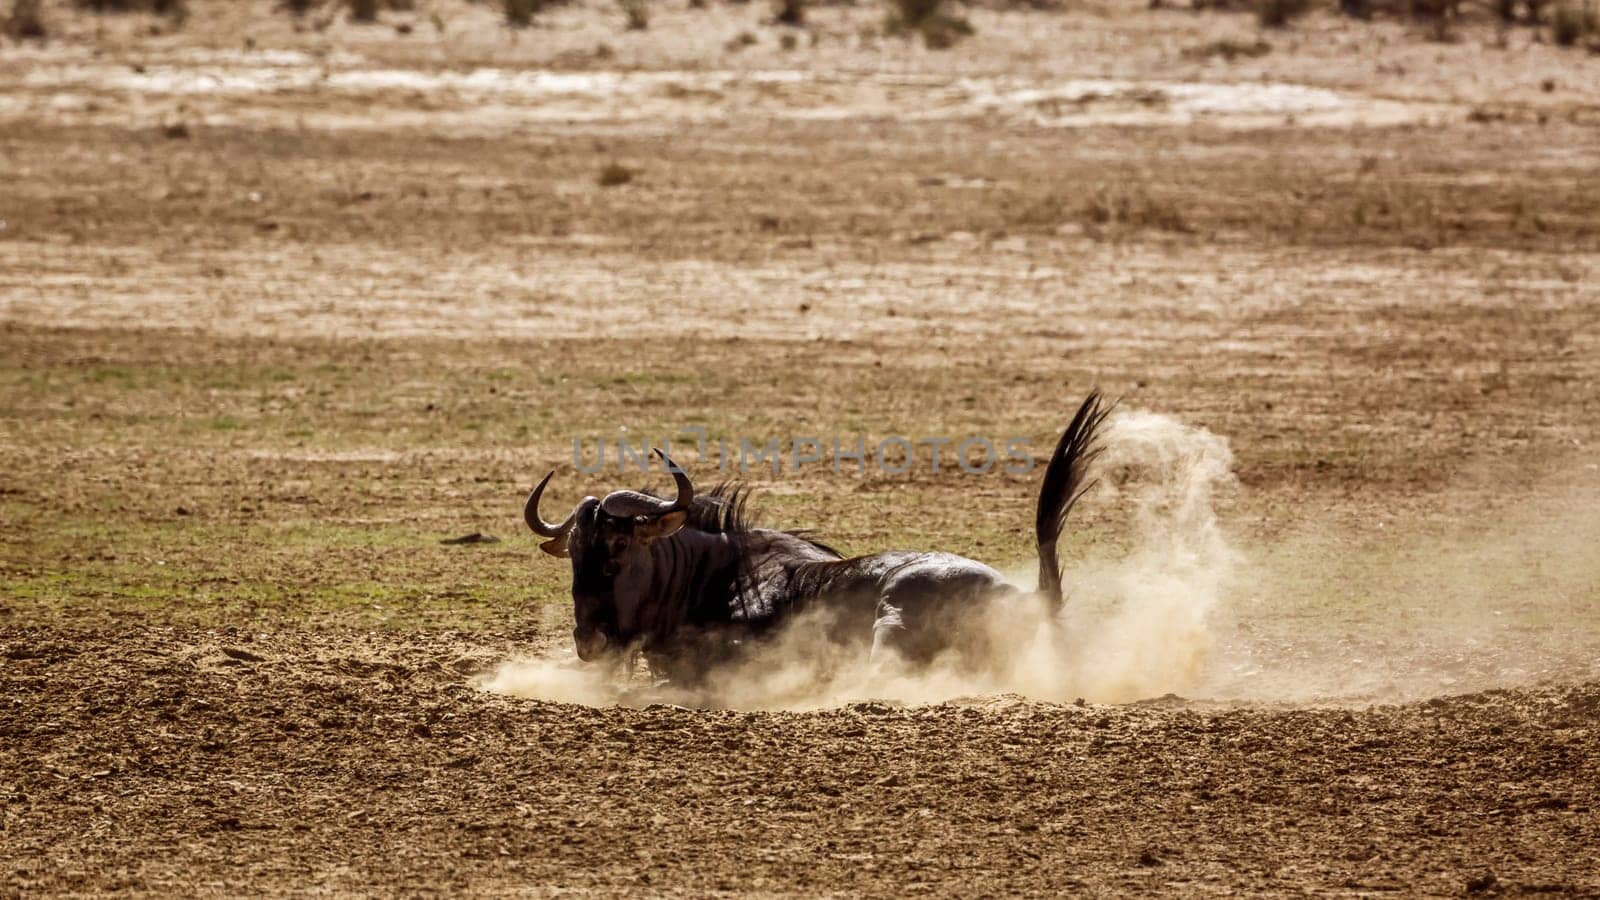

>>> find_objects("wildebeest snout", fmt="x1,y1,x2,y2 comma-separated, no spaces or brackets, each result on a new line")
573,628,610,661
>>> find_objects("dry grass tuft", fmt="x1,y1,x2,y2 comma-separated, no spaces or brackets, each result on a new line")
1006,185,1192,238
1078,186,1192,236
1182,38,1272,60
5,0,47,38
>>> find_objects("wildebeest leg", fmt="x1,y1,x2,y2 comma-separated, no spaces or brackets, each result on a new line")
869,599,907,664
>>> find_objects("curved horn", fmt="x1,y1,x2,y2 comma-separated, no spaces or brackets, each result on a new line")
524,471,577,537
656,449,694,511
598,450,695,518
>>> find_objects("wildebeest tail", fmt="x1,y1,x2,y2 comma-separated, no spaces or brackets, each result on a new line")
1035,391,1112,610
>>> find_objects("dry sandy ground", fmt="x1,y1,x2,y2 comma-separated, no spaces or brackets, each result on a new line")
3,0,1600,894
5,628,1600,896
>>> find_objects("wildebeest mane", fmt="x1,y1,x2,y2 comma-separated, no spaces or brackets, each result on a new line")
636,480,841,556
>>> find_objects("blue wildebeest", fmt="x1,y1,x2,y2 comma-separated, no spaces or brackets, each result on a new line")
525,393,1110,685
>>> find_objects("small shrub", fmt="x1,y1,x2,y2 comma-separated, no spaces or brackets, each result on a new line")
888,0,940,27
1338,0,1371,17
884,0,973,48
920,14,971,47
597,162,635,187
5,0,47,38
348,0,379,22
505,0,539,27
1255,0,1310,28
281,0,316,15
619,0,648,29
779,31,797,49
1552,0,1597,44
1407,0,1462,39
775,0,804,25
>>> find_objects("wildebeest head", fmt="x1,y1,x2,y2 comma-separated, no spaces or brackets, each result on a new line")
524,450,694,661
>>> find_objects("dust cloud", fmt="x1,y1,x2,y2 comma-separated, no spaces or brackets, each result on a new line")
1207,460,1600,704
480,656,620,708
484,412,1600,709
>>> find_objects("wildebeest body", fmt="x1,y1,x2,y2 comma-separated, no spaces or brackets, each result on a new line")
526,393,1110,685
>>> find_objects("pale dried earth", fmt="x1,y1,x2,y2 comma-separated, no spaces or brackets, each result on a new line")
2,0,1600,894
